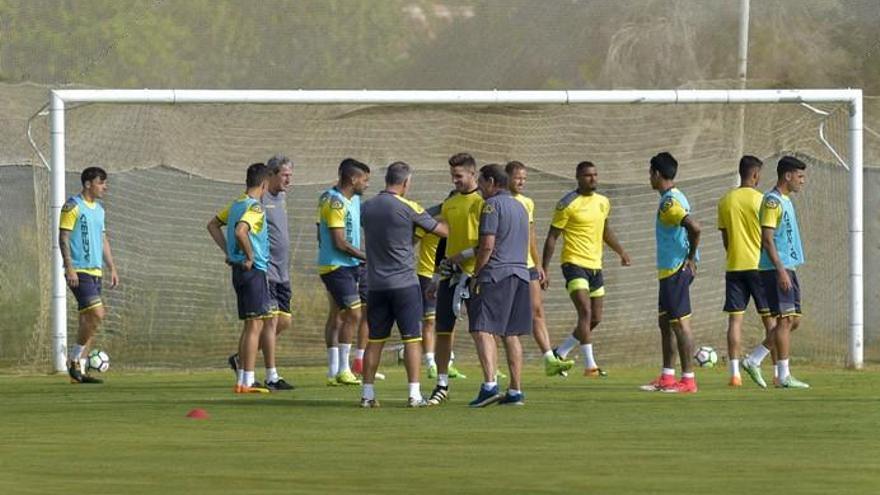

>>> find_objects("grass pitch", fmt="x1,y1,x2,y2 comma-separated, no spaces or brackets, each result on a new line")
2,365,878,494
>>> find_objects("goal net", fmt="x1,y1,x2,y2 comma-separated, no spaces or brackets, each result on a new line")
6,90,873,370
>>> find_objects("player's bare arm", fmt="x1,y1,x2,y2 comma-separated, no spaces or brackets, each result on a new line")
330,227,366,261
541,226,563,288
59,229,78,288
102,233,119,288
761,226,791,292
234,221,255,270
682,215,701,274
602,221,631,266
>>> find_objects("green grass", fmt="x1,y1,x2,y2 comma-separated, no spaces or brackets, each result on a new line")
2,365,878,494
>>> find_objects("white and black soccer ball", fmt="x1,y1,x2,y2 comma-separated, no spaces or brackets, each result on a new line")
694,346,718,368
87,349,110,373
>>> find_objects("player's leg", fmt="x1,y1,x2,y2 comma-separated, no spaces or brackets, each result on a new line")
530,276,572,376
394,285,426,406
468,277,515,408
554,265,590,361
428,278,455,404
321,266,362,385
741,271,781,388
336,305,362,385
584,274,607,377
724,272,750,386
569,289,594,372
68,274,105,383
323,294,341,385
418,276,438,377
663,267,697,393
353,267,369,375
499,278,531,405
776,271,808,388
360,289,389,408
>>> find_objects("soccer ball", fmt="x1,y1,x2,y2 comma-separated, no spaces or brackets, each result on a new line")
87,349,110,372
694,346,718,368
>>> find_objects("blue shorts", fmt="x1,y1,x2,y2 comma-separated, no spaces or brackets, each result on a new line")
320,265,362,310
269,281,292,316
232,267,276,320
658,265,694,322
760,269,802,317
724,270,769,315
418,275,437,320
71,273,102,312
561,263,605,297
366,285,423,343
468,275,532,336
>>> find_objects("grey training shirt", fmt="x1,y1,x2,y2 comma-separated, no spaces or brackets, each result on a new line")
361,190,438,291
262,190,290,283
477,190,530,283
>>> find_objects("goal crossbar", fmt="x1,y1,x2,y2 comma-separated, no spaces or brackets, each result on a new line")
46,88,865,370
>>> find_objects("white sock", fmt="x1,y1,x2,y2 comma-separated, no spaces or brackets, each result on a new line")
438,374,449,387
450,350,456,363
362,384,375,400
557,334,579,358
662,368,676,377
542,350,555,361
237,369,245,386
747,345,770,365
482,381,497,391
266,367,279,383
355,348,365,360
581,344,597,369
682,372,695,380
243,370,255,387
69,344,86,362
508,388,522,396
327,347,339,378
773,364,780,379
424,352,436,367
729,359,741,378
338,344,352,372
408,382,422,400
777,359,790,381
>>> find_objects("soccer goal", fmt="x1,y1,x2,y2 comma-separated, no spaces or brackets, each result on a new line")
40,89,865,372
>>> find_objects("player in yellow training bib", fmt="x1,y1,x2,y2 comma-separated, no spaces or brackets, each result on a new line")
541,161,631,378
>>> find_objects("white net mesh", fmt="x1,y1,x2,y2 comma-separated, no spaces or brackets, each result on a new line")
4,96,876,369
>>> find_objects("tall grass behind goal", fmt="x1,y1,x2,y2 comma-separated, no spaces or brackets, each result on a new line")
24,90,865,371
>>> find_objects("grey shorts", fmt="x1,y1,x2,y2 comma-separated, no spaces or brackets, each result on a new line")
468,275,532,336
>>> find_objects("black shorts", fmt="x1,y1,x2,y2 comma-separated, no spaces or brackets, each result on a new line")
561,263,605,297
468,275,532,336
232,266,276,320
418,275,437,320
435,277,472,334
529,267,540,282
71,273,102,312
367,285,423,343
320,265,362,310
724,270,769,315
269,281,292,316
760,269,802,317
658,265,694,322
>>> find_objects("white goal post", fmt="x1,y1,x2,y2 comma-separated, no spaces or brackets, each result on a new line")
47,88,865,371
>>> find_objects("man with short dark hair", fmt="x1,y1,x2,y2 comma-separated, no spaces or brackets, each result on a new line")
60,166,119,384
741,156,810,389
207,162,276,393
468,164,532,406
543,161,630,377
426,152,482,406
716,155,775,387
641,152,701,393
359,161,448,407
316,158,370,386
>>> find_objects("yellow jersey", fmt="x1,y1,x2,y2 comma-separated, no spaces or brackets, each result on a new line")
716,187,763,271
414,228,441,278
440,189,483,276
512,193,535,269
550,191,610,270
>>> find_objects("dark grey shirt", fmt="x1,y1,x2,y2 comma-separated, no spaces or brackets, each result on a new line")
477,190,530,283
262,190,290,283
361,191,438,291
